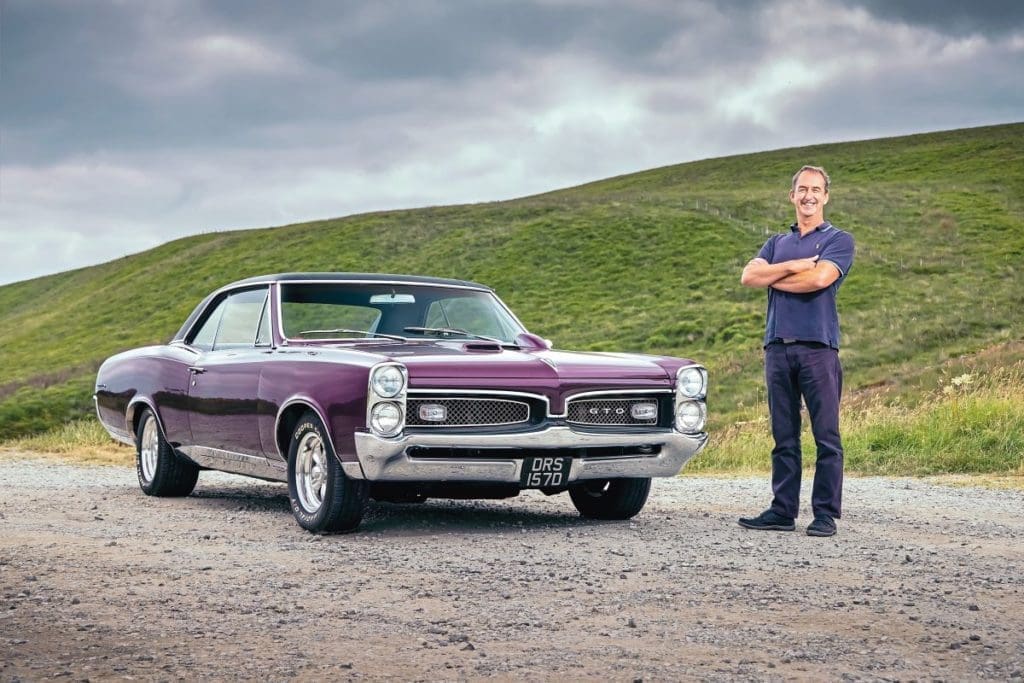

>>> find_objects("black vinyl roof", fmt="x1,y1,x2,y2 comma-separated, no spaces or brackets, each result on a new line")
225,272,492,291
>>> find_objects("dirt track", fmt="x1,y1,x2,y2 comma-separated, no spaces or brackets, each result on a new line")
1,455,1023,681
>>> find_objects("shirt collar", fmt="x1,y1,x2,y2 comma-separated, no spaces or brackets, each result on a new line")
789,221,833,234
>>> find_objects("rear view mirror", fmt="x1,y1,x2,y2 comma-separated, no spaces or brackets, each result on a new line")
370,293,415,304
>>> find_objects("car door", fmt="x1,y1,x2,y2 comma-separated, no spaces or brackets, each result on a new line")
186,287,272,456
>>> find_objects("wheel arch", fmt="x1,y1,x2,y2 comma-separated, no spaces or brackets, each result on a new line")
275,397,332,461
126,397,164,442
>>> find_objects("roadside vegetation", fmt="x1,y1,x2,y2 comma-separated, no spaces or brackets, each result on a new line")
1,123,1022,480
8,344,1021,487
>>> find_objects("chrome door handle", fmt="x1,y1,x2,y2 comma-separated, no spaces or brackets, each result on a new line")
188,366,207,374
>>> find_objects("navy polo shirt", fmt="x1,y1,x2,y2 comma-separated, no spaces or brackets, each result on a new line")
757,221,855,349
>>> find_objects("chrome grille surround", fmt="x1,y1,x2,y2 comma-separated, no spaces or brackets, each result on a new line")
406,397,530,428
566,397,659,426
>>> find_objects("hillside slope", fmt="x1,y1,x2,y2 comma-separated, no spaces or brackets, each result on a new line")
1,122,1022,440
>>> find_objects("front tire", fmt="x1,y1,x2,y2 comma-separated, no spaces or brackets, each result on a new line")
135,409,199,497
569,477,651,520
287,412,368,533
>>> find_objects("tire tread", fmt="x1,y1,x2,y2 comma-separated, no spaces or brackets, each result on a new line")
569,477,651,520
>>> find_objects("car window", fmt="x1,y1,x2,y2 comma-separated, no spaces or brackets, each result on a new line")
282,302,381,338
425,297,515,340
278,282,524,342
190,299,226,351
215,288,269,349
255,295,272,347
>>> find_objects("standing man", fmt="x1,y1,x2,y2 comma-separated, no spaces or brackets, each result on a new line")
738,165,855,538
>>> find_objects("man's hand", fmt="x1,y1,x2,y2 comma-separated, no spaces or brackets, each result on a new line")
789,255,820,272
771,259,841,293
740,256,820,288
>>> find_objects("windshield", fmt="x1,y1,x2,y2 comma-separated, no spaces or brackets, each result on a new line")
279,282,526,343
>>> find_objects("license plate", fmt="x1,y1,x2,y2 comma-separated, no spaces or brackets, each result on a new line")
520,456,571,488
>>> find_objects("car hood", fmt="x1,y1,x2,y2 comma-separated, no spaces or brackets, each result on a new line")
363,341,678,382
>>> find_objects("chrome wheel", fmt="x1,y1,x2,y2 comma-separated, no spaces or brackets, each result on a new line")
295,431,329,513
139,415,159,483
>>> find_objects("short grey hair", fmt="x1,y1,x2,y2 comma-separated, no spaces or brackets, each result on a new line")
791,165,830,192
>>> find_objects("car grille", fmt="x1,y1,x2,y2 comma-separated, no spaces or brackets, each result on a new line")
566,397,659,426
406,398,530,428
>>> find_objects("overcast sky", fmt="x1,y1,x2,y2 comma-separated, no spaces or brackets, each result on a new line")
1,1,1022,285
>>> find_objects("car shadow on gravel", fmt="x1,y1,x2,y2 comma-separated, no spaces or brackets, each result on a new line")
186,482,617,535
360,499,605,536
188,483,291,510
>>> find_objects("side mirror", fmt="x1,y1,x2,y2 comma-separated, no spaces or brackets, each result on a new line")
514,332,552,350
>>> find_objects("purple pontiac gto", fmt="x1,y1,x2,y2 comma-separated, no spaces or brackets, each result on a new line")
95,273,708,533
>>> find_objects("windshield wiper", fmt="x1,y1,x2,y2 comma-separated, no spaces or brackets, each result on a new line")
295,328,405,341
403,326,516,347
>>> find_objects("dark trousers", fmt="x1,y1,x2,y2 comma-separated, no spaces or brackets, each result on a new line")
765,343,844,519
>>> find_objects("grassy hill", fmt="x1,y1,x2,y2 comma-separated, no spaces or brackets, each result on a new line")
2,122,1023,473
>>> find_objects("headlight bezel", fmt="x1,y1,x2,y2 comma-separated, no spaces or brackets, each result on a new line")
366,362,408,437
676,365,707,399
370,401,404,437
370,364,406,398
674,364,707,434
674,399,707,433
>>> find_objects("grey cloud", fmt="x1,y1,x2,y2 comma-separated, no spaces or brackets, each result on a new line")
1,0,1021,285
850,0,1024,36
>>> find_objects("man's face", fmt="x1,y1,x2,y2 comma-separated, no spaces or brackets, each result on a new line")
790,170,829,219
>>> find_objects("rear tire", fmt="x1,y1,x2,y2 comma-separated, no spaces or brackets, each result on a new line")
135,409,199,497
569,478,651,520
287,412,368,533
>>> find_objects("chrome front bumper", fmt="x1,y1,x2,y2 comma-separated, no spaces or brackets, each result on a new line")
348,427,708,483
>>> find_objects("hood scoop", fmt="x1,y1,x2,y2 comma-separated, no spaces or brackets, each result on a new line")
462,341,504,353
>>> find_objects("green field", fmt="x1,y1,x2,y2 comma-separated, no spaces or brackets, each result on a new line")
2,122,1022,475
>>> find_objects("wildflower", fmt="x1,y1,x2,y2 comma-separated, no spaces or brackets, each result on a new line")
950,373,973,387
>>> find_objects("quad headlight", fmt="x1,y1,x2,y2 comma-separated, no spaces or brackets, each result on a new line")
370,402,404,436
367,363,408,437
677,366,707,399
370,364,406,398
675,400,706,433
674,364,707,433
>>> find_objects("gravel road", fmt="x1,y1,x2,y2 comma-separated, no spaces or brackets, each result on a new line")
1,454,1023,681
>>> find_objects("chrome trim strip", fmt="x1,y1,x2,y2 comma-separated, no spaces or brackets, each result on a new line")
407,397,530,428
276,278,491,291
273,397,333,461
353,427,708,483
125,396,165,445
174,283,271,344
567,388,672,399
168,341,201,354
178,445,287,483
409,387,550,402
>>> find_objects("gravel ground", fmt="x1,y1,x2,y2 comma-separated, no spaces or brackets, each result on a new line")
1,454,1023,682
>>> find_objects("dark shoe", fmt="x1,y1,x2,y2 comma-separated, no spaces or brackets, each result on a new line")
806,515,837,537
738,509,795,531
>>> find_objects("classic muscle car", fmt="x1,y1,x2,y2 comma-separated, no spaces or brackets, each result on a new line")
95,273,708,533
